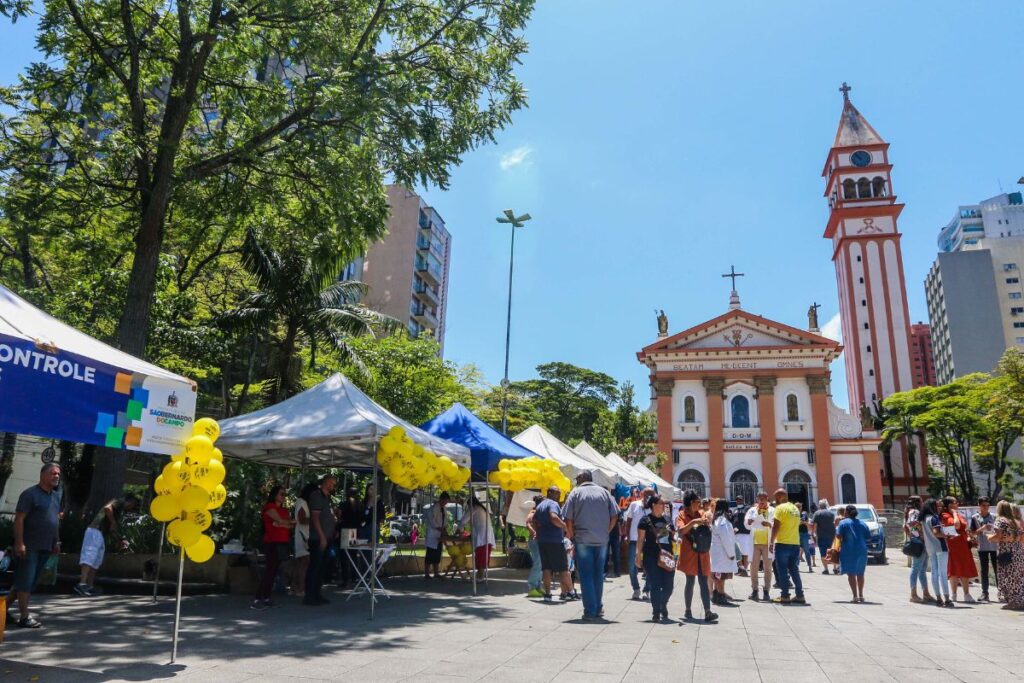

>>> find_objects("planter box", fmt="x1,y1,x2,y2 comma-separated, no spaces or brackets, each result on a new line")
56,551,233,588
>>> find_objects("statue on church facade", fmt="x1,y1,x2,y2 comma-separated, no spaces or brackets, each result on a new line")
656,309,668,336
808,302,821,331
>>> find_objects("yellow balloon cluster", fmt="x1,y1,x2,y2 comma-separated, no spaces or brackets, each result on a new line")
149,417,225,563
488,457,572,497
377,426,471,492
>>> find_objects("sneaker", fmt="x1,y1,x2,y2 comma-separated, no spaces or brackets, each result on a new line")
543,593,553,602
749,590,759,601
560,593,571,601
944,599,955,608
791,595,807,605
982,592,990,602
964,595,977,604
262,599,275,607
762,589,770,602
527,588,544,598
704,611,718,623
631,589,641,600
684,610,693,620
17,616,42,629
73,583,92,597
250,600,267,610
772,596,792,605
641,591,650,601
822,568,830,575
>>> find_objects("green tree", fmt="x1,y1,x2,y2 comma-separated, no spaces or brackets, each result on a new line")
339,334,477,425
475,384,546,437
223,229,396,403
512,362,619,443
881,392,929,497
586,382,664,469
975,350,1024,500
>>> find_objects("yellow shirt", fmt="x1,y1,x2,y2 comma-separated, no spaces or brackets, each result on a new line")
773,502,801,546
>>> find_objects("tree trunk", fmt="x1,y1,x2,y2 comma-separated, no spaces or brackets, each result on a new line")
85,446,129,518
17,232,37,289
0,432,17,503
882,446,895,506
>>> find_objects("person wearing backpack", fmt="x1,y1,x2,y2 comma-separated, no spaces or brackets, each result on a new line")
730,496,751,578
675,490,717,623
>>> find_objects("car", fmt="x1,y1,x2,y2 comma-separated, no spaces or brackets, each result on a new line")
831,504,888,564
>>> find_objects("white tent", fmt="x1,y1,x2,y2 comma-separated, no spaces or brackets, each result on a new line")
605,452,655,487
513,425,619,487
625,458,682,499
217,373,470,469
574,441,643,485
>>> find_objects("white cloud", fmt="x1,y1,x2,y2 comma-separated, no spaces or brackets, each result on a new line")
499,145,533,170
821,313,842,342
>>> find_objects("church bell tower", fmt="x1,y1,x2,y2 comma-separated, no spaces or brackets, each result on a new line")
823,83,914,416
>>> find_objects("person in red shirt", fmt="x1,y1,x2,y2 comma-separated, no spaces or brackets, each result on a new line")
253,486,295,610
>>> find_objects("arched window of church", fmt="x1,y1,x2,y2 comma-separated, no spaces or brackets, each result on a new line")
843,179,856,199
857,177,872,199
840,473,857,504
731,395,750,428
677,469,706,498
872,176,886,197
683,396,696,423
786,394,799,422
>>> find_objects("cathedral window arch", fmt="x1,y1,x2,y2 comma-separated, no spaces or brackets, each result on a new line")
730,395,751,428
683,395,696,423
842,179,856,199
857,177,872,199
871,176,887,197
785,393,800,422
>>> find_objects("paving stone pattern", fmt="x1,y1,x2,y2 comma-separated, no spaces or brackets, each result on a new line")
1,551,1022,682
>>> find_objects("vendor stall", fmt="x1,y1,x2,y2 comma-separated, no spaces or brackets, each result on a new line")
216,373,471,617
573,440,644,486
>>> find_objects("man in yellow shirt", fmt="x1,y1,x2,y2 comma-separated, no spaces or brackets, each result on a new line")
769,488,806,605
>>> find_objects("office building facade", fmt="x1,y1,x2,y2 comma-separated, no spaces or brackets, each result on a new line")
910,322,936,387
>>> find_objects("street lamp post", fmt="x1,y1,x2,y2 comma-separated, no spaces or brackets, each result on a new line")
495,209,532,434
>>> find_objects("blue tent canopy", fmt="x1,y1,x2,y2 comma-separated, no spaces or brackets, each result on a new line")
419,403,538,474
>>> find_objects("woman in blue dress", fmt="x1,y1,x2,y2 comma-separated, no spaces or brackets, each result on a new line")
836,504,870,603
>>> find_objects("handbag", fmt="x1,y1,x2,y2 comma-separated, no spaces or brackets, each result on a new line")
825,535,841,563
902,536,924,558
657,549,677,572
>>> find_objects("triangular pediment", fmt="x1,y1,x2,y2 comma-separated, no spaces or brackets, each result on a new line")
638,310,840,360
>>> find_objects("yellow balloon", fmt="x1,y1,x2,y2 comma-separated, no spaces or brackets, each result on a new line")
150,494,182,522
189,508,213,531
192,417,221,442
210,447,223,463
396,440,413,459
193,459,226,490
184,435,213,467
179,485,210,512
185,534,216,563
387,425,405,440
163,460,191,488
154,474,183,497
206,484,227,510
168,519,201,547
171,452,185,463
379,435,401,454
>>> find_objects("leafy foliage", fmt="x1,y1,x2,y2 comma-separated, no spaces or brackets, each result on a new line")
510,362,619,443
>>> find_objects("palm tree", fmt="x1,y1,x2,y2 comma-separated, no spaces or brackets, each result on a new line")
881,404,924,497
869,400,897,506
223,229,399,403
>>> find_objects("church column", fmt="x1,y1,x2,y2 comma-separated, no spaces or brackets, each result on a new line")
754,376,778,492
653,378,674,482
703,377,726,498
808,375,835,504
862,446,884,509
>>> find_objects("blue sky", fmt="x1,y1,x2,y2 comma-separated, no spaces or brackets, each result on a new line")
5,2,1024,414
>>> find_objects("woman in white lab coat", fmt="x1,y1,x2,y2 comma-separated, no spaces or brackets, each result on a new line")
710,498,738,605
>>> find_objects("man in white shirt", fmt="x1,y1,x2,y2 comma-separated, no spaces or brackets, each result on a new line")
624,488,655,600
744,490,775,602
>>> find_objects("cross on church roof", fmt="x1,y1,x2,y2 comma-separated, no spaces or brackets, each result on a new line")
722,265,744,291
839,82,852,101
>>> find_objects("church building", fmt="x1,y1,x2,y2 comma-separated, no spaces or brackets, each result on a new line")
638,286,883,509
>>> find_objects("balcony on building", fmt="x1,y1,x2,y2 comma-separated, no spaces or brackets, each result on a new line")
415,252,443,285
413,276,440,306
411,300,438,329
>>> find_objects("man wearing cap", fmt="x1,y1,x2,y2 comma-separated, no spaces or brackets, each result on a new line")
562,471,619,620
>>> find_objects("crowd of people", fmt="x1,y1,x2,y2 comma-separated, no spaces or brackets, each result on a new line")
7,460,1024,632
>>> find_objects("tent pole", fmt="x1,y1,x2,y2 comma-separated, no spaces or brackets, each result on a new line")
370,453,379,621
483,484,492,584
170,548,185,663
470,483,477,596
152,523,166,602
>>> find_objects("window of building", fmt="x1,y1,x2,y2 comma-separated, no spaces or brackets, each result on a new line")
730,395,751,428
869,369,875,376
1012,307,1024,315
861,299,867,306
857,178,872,199
1011,293,1023,300
806,448,816,465
840,473,857,505
866,345,872,352
1017,337,1024,344
1008,278,1020,284
859,277,864,284
786,394,799,422
871,177,886,197
729,469,759,503
1005,263,1018,272
1014,322,1024,329
842,179,856,200
683,396,696,423
864,322,869,329
677,469,706,498
672,449,680,464
857,255,862,262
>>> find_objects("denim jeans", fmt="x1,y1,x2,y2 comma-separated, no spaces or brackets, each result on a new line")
643,553,674,615
628,541,649,592
527,539,543,590
799,533,813,568
929,550,950,598
607,533,621,576
774,543,804,598
909,551,929,593
575,543,608,617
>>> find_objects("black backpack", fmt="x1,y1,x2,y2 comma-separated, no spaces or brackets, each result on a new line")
690,523,712,553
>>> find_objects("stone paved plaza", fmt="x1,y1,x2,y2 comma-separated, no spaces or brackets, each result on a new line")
2,551,1022,682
